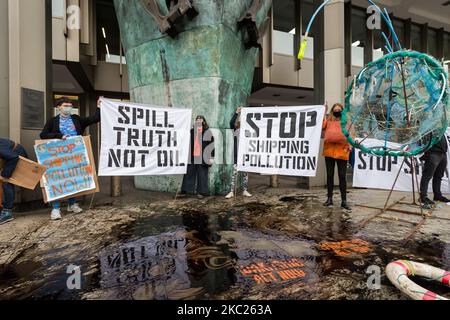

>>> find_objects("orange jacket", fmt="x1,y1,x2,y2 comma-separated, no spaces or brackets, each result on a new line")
322,119,351,161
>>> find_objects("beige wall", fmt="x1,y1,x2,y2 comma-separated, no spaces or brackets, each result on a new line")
7,0,48,201
0,0,9,137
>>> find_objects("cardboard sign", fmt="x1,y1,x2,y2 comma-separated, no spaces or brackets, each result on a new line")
35,136,99,203
0,157,46,190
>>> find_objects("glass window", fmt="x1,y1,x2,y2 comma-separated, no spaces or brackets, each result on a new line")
302,0,314,37
300,0,314,59
444,33,450,61
428,28,438,58
351,8,367,67
373,20,389,60
273,0,296,56
96,0,125,64
373,18,404,59
52,0,65,18
392,19,405,49
411,24,422,51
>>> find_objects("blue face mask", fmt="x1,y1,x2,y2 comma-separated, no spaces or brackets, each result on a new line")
61,106,73,116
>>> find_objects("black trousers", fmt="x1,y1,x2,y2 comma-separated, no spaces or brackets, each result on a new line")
420,152,447,199
181,164,209,195
325,157,348,201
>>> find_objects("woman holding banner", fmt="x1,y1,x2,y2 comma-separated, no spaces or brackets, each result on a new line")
322,103,351,211
225,107,252,199
179,116,215,199
40,97,101,221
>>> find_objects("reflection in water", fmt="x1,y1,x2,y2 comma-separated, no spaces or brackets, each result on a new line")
97,210,322,299
0,196,448,300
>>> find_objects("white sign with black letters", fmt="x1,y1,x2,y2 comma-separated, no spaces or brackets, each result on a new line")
99,99,192,176
353,137,450,194
237,106,325,176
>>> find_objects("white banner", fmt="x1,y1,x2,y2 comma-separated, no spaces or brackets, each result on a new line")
237,105,325,176
99,99,192,176
353,136,450,194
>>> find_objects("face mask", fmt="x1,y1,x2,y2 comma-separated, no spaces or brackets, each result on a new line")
333,111,342,118
61,106,73,116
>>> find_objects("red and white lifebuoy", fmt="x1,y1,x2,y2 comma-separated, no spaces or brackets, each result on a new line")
386,260,449,300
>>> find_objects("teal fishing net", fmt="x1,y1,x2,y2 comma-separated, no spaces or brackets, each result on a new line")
342,51,449,157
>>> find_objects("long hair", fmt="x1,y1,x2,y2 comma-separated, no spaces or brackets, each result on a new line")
328,103,344,121
195,115,209,130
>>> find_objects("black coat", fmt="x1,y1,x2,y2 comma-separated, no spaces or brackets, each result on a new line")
428,135,448,154
40,109,101,140
0,138,20,179
188,128,215,166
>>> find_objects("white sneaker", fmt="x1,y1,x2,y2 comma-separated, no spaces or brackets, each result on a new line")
225,192,234,199
68,203,83,214
51,209,62,221
243,190,252,197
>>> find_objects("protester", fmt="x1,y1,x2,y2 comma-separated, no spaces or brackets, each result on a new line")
420,135,450,208
0,139,28,225
322,103,351,210
40,97,101,221
179,115,215,199
225,106,252,199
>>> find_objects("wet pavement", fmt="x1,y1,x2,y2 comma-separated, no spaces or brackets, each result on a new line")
0,187,449,300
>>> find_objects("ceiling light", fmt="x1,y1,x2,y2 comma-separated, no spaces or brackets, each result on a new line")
106,44,110,58
102,27,106,39
352,41,361,47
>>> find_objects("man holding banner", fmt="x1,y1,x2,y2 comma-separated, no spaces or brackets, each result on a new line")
420,135,450,208
40,97,101,221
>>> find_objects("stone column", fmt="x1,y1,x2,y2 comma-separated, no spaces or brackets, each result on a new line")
114,0,272,195
310,0,346,188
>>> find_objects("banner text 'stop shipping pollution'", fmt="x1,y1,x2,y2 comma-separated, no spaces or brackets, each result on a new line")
35,136,96,202
238,106,325,177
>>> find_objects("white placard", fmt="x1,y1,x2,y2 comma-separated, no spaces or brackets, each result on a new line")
99,99,192,176
353,137,450,194
237,105,325,177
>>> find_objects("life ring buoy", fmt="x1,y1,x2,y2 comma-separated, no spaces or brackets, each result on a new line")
386,260,449,300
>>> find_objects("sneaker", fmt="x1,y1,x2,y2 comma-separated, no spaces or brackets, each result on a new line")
225,192,234,199
341,201,352,211
0,210,13,225
197,194,205,199
421,197,435,209
177,192,187,198
243,190,252,198
323,197,333,207
434,195,450,203
51,208,62,221
68,203,83,214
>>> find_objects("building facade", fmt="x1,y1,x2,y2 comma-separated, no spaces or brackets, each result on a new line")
0,0,449,200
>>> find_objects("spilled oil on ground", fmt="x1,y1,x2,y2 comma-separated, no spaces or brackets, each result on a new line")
0,189,449,300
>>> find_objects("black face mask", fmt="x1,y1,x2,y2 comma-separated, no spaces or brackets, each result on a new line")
333,111,342,118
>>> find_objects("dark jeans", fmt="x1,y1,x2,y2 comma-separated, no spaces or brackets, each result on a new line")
2,144,28,210
181,164,209,195
420,152,447,199
325,157,348,201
